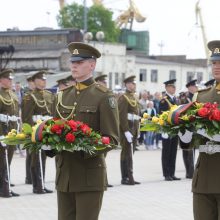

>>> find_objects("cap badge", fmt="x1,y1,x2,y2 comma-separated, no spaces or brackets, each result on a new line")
214,48,220,54
73,49,79,55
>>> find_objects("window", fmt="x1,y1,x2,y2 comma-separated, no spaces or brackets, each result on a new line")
197,72,203,83
151,69,158,82
115,72,119,85
187,72,195,82
139,69,147,82
169,70,176,80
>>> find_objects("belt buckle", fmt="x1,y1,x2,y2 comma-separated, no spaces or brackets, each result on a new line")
206,141,215,155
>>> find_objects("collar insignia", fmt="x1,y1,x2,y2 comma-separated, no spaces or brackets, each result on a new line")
214,48,220,54
73,49,79,55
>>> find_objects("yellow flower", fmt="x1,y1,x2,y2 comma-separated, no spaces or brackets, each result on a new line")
141,118,146,124
8,132,16,137
180,115,189,121
160,111,169,120
158,118,165,126
170,105,178,111
143,113,150,119
36,119,42,124
11,129,17,134
16,133,26,139
195,102,203,109
152,116,159,123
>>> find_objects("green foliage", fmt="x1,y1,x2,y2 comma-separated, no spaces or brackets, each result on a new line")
57,3,120,42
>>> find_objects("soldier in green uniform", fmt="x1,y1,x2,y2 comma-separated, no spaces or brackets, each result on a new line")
95,74,113,188
179,40,220,220
180,79,198,179
94,74,107,87
159,79,181,181
0,69,20,198
24,75,35,184
21,70,54,194
65,74,76,86
118,75,141,185
53,42,119,220
56,78,69,91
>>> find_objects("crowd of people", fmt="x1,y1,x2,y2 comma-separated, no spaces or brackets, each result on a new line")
0,40,220,220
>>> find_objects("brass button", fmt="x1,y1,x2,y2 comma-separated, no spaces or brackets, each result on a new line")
77,91,80,95
74,102,77,106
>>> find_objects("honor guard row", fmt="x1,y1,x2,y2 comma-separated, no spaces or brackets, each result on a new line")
0,69,20,197
21,70,54,194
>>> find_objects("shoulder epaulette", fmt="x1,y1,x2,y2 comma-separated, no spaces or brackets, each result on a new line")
60,85,74,92
95,83,108,93
44,89,52,94
198,87,211,93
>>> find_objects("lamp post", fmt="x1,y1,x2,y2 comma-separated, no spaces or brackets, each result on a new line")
83,0,87,34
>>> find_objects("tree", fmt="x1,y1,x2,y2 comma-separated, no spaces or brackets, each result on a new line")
57,3,120,42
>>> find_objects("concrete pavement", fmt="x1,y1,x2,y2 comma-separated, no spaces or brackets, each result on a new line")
0,145,195,220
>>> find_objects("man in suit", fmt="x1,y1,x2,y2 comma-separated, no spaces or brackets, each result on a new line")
53,42,119,220
118,75,141,185
21,70,54,194
159,79,181,181
0,69,20,198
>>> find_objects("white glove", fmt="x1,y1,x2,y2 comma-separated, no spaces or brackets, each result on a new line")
124,131,133,143
0,136,6,147
161,133,169,139
0,142,6,147
41,145,52,150
178,130,193,143
197,129,220,142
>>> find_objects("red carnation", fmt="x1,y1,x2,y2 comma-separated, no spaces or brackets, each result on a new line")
210,109,220,121
51,124,63,135
197,107,210,118
101,136,110,145
68,120,78,132
65,133,75,143
80,124,91,135
204,102,218,109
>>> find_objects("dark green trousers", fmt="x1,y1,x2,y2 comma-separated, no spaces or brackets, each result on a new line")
57,191,104,220
193,193,220,220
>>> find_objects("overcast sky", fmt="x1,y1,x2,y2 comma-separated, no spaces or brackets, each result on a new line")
0,0,219,58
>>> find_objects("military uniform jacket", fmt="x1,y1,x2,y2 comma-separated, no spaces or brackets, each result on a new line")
54,78,119,192
118,90,140,136
0,88,19,135
192,85,220,193
21,89,54,125
159,94,177,114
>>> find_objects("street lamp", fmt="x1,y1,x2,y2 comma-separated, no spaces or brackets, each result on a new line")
84,31,105,43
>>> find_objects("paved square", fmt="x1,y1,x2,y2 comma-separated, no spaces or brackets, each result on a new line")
0,145,195,220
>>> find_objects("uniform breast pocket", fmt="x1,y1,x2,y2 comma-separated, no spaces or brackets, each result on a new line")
79,105,98,127
56,106,73,119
